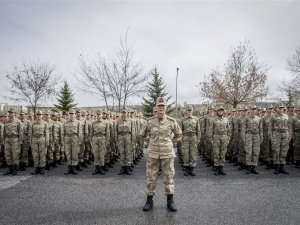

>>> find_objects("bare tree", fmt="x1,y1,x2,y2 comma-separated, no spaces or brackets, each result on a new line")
199,40,269,108
6,59,60,114
78,31,149,111
279,48,300,95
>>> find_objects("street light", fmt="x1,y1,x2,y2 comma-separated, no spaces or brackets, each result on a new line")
176,68,179,117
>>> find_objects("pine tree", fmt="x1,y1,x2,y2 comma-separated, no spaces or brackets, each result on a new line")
54,81,77,114
141,67,173,117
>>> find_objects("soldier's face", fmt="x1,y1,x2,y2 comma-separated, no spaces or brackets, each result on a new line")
97,114,102,119
156,104,166,117
69,113,75,119
122,112,127,118
288,107,294,112
251,109,256,115
187,110,193,116
217,110,224,116
20,114,25,120
8,112,15,119
277,107,283,113
36,114,42,120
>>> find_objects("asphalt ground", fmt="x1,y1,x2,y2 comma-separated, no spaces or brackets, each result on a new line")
0,151,300,225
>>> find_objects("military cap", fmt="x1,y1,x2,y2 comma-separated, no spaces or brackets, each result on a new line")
75,108,81,113
243,106,248,111
262,108,266,112
217,106,225,111
186,105,193,111
8,108,16,113
277,103,285,108
86,110,91,115
96,109,102,115
20,111,26,115
44,110,50,115
267,104,273,109
81,110,87,115
156,96,167,106
288,102,295,108
122,107,128,113
69,109,76,114
251,105,257,110
36,110,43,115
257,106,261,111
51,112,57,116
232,108,236,112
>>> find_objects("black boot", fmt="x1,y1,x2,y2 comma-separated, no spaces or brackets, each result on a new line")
219,166,226,175
45,162,51,170
85,159,91,165
142,195,153,211
118,166,125,175
39,167,45,174
75,165,82,171
238,162,245,170
71,166,78,175
3,165,13,175
92,165,100,175
279,164,289,174
107,161,113,168
125,166,132,175
51,161,57,168
266,161,274,170
31,167,39,175
12,165,17,175
214,166,219,176
296,160,300,168
99,166,105,175
246,165,252,174
189,167,196,176
184,166,189,176
103,163,108,171
80,161,88,168
167,194,177,212
274,164,280,174
251,166,259,174
65,165,72,175
0,160,8,168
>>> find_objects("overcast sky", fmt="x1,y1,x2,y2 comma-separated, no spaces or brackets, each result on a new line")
0,0,299,107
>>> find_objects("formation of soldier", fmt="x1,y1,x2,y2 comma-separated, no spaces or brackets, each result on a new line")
0,107,146,176
176,102,299,176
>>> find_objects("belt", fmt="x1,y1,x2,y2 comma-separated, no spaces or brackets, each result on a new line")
274,129,288,133
246,131,259,135
33,134,45,138
93,133,106,137
118,132,131,135
214,132,226,135
65,134,78,137
183,132,197,136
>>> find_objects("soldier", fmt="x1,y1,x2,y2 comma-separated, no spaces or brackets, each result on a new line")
19,112,31,171
140,96,182,212
44,111,54,170
3,108,23,175
102,109,113,171
244,105,263,174
229,108,239,165
30,111,49,175
52,112,63,166
270,103,291,174
292,107,300,168
261,104,274,169
84,110,93,165
180,105,201,176
203,106,214,167
76,108,87,170
209,106,230,176
63,109,82,175
90,109,110,175
116,108,133,175
237,107,248,170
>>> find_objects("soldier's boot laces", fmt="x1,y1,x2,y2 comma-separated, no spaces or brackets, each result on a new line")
92,165,100,175
3,165,13,175
251,166,259,174
214,166,219,176
184,166,189,176
274,164,280,174
246,165,252,174
118,166,125,175
219,166,226,175
189,167,196,176
142,195,153,211
279,164,289,174
167,194,177,212
31,167,39,175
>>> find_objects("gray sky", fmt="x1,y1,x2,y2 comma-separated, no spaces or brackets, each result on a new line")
0,0,299,107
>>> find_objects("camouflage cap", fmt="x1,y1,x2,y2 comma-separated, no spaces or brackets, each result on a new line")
122,107,128,113
75,108,81,113
81,110,87,115
86,110,91,115
257,106,261,111
243,106,248,111
156,96,167,106
262,108,266,112
251,105,257,110
267,104,273,109
217,106,225,111
232,108,236,112
96,109,102,115
20,111,26,115
69,109,76,114
288,102,295,108
277,103,285,108
44,110,50,115
186,105,193,111
36,110,43,115
51,112,57,116
8,107,16,113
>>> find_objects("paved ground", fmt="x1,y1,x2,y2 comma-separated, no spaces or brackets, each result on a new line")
1,152,300,225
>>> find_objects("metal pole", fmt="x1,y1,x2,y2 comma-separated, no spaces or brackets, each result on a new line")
176,68,179,117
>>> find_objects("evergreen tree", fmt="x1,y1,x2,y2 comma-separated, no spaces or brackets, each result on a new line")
54,81,77,114
142,67,173,117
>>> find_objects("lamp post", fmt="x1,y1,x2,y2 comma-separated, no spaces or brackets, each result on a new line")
176,68,179,117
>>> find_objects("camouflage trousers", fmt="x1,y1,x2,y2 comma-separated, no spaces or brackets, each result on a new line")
84,142,92,161
118,134,132,166
78,140,85,163
64,137,79,166
182,134,198,167
46,142,54,164
20,137,30,163
4,138,21,166
32,138,47,167
238,135,246,163
212,135,229,167
245,134,261,166
53,142,61,161
294,133,300,161
272,132,289,164
262,136,272,162
146,157,175,196
228,132,238,159
91,137,107,166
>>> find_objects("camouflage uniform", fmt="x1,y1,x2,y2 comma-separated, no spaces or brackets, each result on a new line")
30,111,49,174
44,112,54,169
261,105,273,168
140,97,182,212
52,113,64,165
244,106,263,174
3,108,23,175
237,107,247,169
20,113,32,170
180,105,201,176
90,109,110,175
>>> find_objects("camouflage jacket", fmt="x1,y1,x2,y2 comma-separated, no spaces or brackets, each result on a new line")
3,118,23,143
31,120,49,146
180,115,201,142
